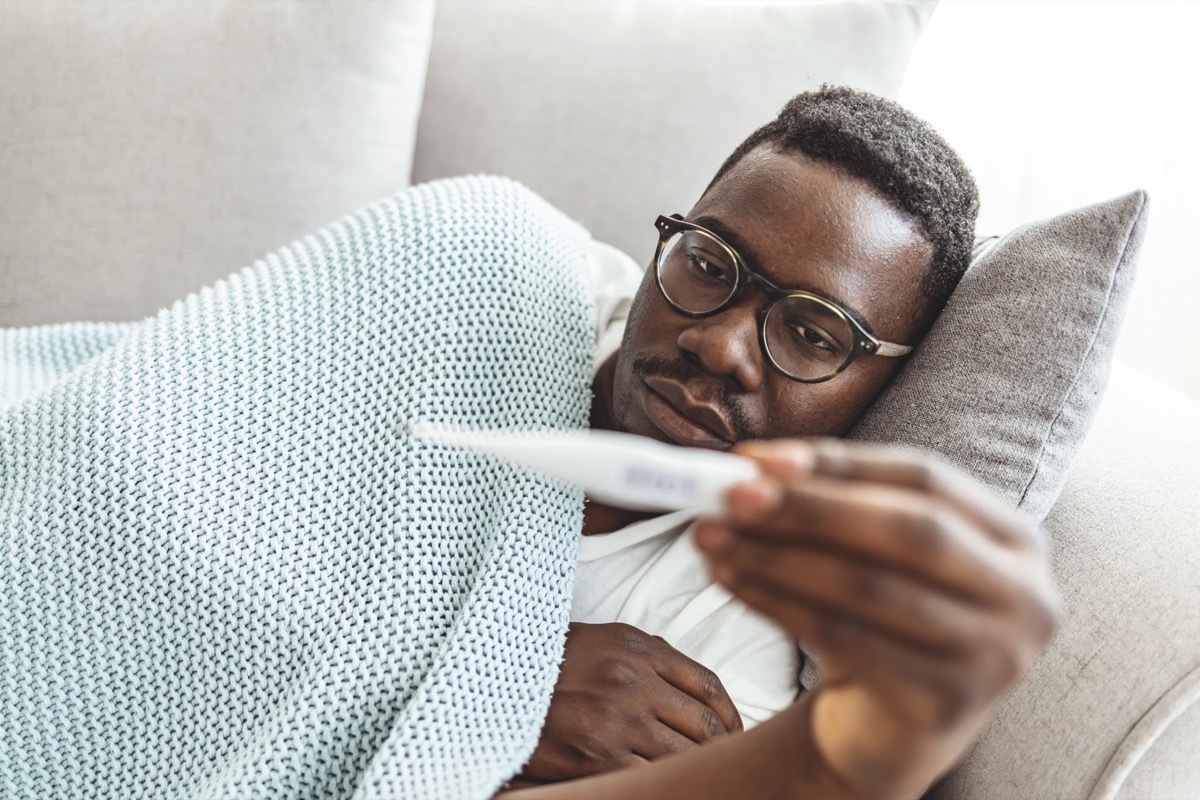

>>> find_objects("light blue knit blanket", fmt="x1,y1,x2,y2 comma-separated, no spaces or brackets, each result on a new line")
0,176,595,798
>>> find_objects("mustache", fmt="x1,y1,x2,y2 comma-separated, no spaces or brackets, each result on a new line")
630,353,756,441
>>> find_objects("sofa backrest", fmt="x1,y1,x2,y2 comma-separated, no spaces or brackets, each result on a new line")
412,0,937,265
0,0,435,327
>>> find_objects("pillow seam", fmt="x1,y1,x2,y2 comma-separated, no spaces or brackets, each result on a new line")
1015,194,1147,512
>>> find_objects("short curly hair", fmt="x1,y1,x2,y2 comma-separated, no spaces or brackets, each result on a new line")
705,85,979,328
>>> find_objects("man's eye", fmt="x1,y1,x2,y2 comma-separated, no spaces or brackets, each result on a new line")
791,323,837,352
687,253,734,284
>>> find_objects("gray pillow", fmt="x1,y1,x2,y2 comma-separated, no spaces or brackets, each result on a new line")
849,191,1149,524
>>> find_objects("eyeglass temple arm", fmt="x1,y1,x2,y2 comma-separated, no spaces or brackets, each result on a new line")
873,341,913,357
754,277,914,359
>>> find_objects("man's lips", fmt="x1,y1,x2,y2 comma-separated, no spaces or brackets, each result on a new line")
642,375,737,444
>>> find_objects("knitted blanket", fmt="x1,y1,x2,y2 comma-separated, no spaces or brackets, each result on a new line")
0,176,596,799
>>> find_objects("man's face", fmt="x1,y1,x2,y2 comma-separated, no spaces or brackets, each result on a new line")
608,145,935,449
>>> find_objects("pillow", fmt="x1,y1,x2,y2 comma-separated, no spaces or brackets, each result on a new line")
412,0,937,264
0,0,435,327
849,191,1149,524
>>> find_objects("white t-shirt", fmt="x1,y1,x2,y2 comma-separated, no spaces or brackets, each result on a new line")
573,240,802,729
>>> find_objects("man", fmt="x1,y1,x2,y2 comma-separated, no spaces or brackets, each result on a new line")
501,87,1058,798
0,84,1053,800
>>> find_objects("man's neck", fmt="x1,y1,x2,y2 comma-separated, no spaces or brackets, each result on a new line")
582,500,657,536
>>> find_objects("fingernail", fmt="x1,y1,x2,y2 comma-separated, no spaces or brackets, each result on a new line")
771,443,815,477
725,478,782,522
693,521,735,555
735,440,814,478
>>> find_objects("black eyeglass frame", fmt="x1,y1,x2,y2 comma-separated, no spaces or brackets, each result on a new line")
653,214,913,383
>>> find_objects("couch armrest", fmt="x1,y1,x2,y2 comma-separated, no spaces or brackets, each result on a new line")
1111,672,1200,800
927,364,1200,800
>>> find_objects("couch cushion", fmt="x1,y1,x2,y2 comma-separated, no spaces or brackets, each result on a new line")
850,191,1148,524
412,0,936,265
925,365,1200,800
0,0,434,326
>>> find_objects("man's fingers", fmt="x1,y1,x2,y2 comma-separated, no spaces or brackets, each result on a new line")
725,575,940,689
635,721,702,759
617,752,650,769
649,640,743,734
715,576,1026,728
696,524,997,652
652,683,735,743
733,438,1037,550
710,479,1028,605
807,438,1035,550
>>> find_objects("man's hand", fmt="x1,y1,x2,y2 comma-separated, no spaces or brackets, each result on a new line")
693,439,1059,800
520,621,743,783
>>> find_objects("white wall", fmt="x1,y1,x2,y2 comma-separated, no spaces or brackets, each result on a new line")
899,0,1200,401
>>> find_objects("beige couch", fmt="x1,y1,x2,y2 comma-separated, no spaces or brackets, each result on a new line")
2,2,1197,798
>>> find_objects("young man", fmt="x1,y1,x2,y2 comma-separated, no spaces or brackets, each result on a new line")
504,87,1058,798
0,85,1053,800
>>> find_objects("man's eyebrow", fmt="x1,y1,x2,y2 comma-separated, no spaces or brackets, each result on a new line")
691,214,874,333
693,215,765,273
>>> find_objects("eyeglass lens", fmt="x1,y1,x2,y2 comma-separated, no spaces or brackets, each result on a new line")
656,229,855,380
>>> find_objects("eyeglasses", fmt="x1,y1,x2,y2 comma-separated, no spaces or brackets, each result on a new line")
653,214,913,383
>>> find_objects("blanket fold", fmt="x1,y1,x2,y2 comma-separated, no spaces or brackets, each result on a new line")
0,176,595,799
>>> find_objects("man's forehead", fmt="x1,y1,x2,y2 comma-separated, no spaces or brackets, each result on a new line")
689,147,933,329
696,148,924,259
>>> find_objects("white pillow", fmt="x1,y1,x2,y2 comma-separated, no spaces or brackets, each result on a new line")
0,0,434,326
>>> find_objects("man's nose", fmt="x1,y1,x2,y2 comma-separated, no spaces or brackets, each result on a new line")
676,302,765,392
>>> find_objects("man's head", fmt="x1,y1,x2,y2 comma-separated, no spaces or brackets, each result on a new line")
601,85,979,449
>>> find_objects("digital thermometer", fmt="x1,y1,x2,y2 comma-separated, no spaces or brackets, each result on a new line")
405,423,757,515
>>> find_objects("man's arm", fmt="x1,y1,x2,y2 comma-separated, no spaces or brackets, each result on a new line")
518,621,742,783
696,438,1059,798
501,438,1057,800
505,688,857,800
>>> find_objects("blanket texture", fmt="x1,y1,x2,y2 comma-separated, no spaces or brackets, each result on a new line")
0,176,595,798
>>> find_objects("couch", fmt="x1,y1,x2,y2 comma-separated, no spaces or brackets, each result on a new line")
2,2,1197,798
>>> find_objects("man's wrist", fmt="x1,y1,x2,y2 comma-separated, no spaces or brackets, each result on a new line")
805,685,975,800
779,691,876,800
